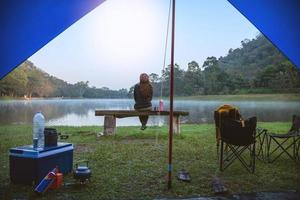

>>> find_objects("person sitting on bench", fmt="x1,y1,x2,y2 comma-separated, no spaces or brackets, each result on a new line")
134,73,153,130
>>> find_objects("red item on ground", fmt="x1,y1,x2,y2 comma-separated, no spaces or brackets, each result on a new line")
34,167,58,194
50,173,63,189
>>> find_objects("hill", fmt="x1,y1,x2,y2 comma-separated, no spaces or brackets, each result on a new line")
1,34,299,98
219,35,287,79
145,34,300,96
0,61,128,98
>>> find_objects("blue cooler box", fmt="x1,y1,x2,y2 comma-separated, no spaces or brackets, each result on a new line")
9,142,73,185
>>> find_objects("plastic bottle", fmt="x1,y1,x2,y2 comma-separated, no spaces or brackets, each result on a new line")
159,99,164,111
33,112,45,149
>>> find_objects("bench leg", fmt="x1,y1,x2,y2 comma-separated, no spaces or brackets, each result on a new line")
104,115,116,135
173,116,180,134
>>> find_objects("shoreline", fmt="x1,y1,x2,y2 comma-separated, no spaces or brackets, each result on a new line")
1,93,300,101
0,121,292,128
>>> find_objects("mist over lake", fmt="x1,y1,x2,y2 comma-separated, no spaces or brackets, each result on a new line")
0,99,299,126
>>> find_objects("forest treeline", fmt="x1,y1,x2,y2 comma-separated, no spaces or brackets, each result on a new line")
1,34,299,98
0,61,128,98
130,34,300,97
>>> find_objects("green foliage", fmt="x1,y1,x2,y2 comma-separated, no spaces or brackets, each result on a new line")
0,65,28,97
154,35,300,96
131,35,299,96
183,61,203,95
254,60,300,90
0,61,128,98
1,34,299,98
161,64,186,96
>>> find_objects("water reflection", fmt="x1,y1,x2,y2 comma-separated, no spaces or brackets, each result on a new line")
0,99,299,126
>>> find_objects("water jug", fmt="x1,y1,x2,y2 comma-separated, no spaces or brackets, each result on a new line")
159,99,164,111
33,112,45,148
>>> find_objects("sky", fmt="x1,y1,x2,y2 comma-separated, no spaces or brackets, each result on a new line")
29,0,259,90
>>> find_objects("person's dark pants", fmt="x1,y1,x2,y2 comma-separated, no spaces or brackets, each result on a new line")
135,106,152,126
139,115,148,126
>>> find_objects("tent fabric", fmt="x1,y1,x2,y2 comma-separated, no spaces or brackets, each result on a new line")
0,0,105,79
228,0,300,69
0,0,299,79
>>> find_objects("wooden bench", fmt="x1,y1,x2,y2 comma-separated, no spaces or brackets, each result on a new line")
95,110,189,135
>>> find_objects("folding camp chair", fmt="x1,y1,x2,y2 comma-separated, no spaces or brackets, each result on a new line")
214,105,242,156
255,128,268,161
266,115,300,163
219,117,257,173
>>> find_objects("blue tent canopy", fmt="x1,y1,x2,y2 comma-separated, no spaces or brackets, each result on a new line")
0,0,105,79
0,0,299,79
228,0,300,69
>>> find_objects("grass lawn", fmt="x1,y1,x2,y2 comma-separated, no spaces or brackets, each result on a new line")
0,123,299,199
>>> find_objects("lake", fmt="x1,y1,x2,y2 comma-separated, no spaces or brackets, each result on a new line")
0,99,299,126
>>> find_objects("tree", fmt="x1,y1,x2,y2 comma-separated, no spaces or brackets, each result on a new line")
183,61,203,95
254,61,300,92
27,70,43,98
2,33,300,98
149,73,159,83
202,56,218,70
128,86,135,98
74,81,89,97
162,64,185,96
0,67,27,97
202,57,233,94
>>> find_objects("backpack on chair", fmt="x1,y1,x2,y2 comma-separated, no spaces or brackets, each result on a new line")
214,104,242,146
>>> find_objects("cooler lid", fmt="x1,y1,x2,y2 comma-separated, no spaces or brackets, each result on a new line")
9,142,73,158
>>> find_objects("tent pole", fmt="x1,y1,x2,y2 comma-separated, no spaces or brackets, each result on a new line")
167,0,175,190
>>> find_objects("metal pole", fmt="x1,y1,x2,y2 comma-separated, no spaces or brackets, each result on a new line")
167,0,175,190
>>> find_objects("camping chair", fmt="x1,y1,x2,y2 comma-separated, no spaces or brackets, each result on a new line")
214,105,242,156
255,128,268,161
266,115,300,163
219,117,257,173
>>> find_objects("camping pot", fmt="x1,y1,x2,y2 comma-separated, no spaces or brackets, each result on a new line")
73,161,91,183
44,128,58,147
